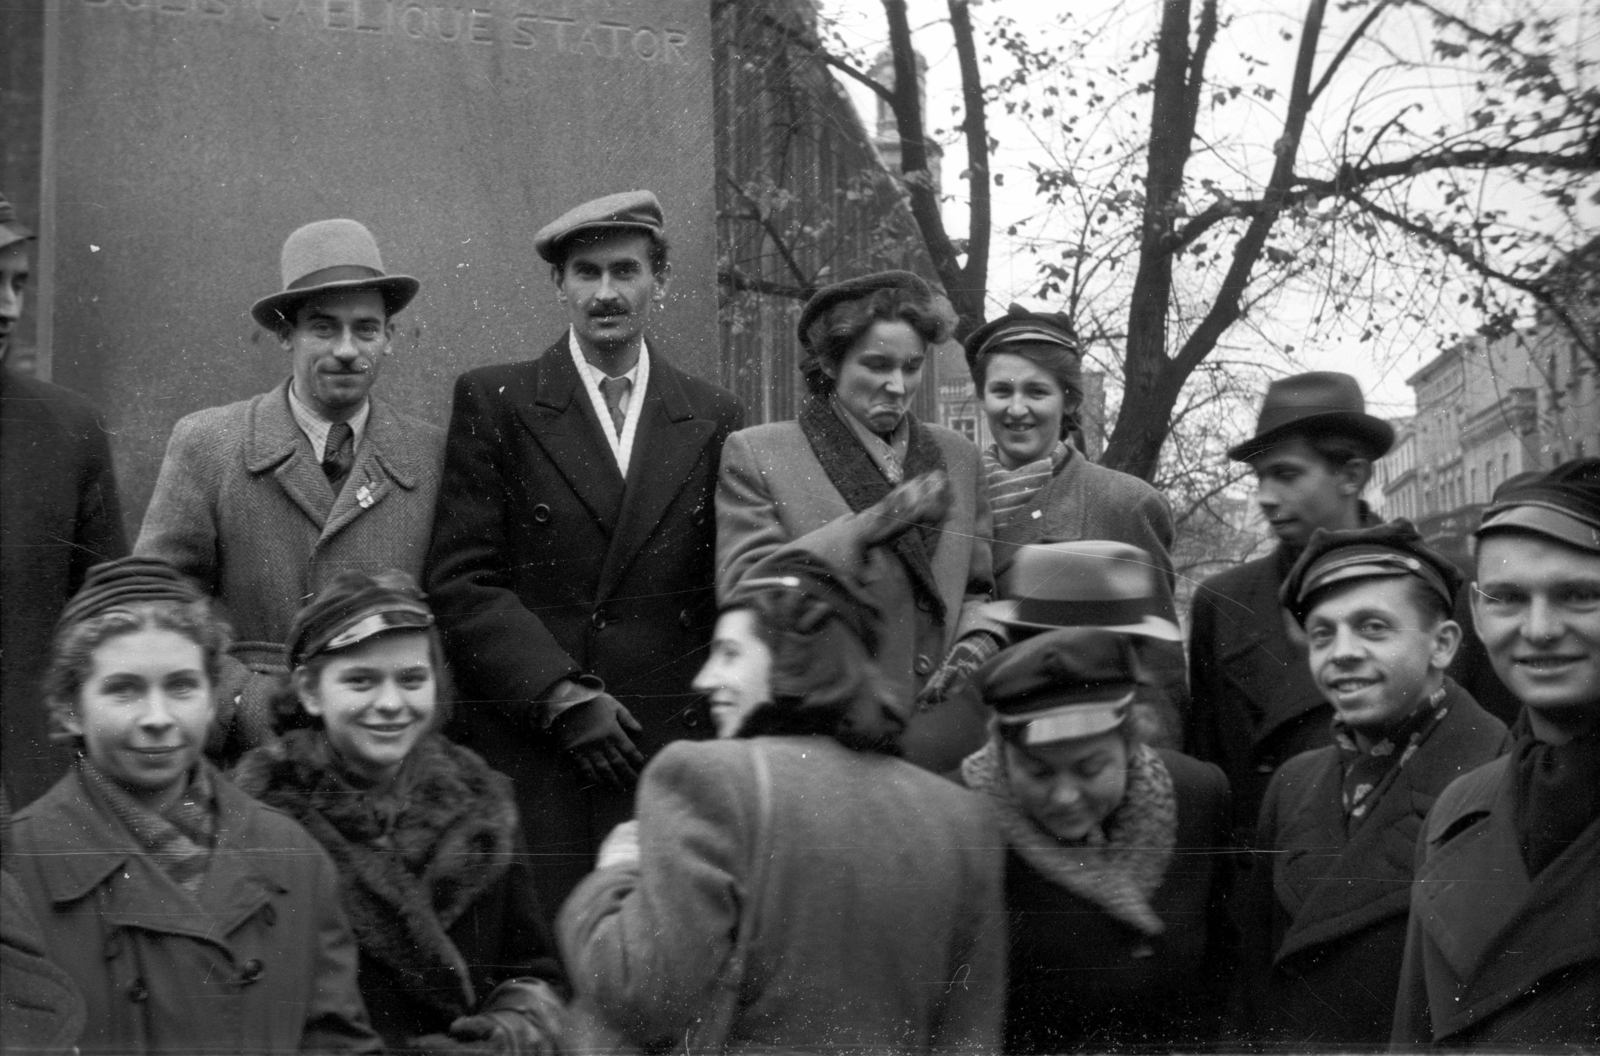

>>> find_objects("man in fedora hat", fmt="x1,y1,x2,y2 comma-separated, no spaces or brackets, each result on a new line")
1185,371,1394,845
136,219,443,760
1,190,128,805
425,190,742,911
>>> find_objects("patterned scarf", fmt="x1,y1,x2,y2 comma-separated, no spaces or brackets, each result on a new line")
962,735,1177,936
1333,685,1449,833
983,441,1070,530
1509,709,1600,877
799,395,948,624
80,756,218,894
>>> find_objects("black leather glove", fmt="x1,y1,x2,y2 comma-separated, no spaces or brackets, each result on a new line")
550,693,645,790
916,631,1004,710
447,979,564,1056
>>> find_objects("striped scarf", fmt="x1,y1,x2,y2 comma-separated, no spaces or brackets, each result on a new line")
1332,684,1448,833
983,441,1069,530
80,757,218,894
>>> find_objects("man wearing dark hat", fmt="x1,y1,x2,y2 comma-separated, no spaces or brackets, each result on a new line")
136,219,443,760
1186,371,1393,845
0,190,128,806
426,190,742,911
1234,520,1507,1048
1393,459,1600,1048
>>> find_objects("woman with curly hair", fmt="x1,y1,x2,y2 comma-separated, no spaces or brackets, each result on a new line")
231,570,566,1055
5,556,378,1054
716,271,1003,772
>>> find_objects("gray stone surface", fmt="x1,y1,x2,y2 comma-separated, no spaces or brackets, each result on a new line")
23,0,716,527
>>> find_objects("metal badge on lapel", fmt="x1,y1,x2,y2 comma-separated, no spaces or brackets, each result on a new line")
356,483,374,509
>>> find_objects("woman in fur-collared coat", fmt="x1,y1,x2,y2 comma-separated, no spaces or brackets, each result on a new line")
233,571,565,1054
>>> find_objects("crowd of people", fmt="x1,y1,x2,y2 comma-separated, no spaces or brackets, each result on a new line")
0,185,1595,1054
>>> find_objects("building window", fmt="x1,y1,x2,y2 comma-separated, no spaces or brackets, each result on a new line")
950,417,976,443
1470,468,1478,502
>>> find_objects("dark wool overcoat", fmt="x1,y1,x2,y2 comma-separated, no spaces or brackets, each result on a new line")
1235,681,1508,1050
0,369,127,806
426,340,742,911
1392,753,1600,1049
998,750,1235,1055
7,767,379,1054
232,731,565,1049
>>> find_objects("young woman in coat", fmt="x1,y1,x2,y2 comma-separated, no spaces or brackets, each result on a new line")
5,557,379,1054
1234,521,1508,1050
560,490,1007,1054
231,570,566,1055
715,270,1004,773
963,626,1235,1054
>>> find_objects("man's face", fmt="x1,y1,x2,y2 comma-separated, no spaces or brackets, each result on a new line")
1305,577,1458,733
556,232,667,359
281,289,391,420
0,241,30,364
1250,438,1359,547
1474,533,1600,724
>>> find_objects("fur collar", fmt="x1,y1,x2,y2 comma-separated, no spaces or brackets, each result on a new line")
231,730,519,1019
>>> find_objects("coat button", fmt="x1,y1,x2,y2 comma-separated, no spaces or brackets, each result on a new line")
1256,763,1276,774
592,609,607,630
914,654,934,676
128,978,149,1003
533,503,551,523
679,607,694,629
240,959,265,984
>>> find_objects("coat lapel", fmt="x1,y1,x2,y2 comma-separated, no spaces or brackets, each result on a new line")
596,358,717,601
511,339,626,531
319,398,425,543
245,382,334,529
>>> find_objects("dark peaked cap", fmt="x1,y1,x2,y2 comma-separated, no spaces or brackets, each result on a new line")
1280,518,1463,625
1476,457,1600,554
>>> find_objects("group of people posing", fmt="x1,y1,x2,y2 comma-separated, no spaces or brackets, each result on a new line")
0,186,1595,1054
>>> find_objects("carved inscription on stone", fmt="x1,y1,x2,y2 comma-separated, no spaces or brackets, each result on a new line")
78,0,694,63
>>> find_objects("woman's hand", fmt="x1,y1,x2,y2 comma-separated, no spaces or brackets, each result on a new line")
916,631,1004,710
863,471,952,546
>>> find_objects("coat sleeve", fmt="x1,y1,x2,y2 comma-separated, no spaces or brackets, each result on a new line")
928,824,1006,1054
135,413,221,593
557,743,749,1050
714,430,794,599
299,847,383,1053
1185,586,1223,762
951,449,1002,644
425,372,583,717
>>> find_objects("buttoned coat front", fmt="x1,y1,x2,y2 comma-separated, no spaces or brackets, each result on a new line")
1236,682,1508,1049
135,381,444,751
7,768,379,1054
1392,754,1600,1049
425,340,742,910
716,421,999,770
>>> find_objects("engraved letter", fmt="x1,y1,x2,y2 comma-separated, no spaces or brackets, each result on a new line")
326,0,355,30
157,0,191,14
399,0,427,37
433,2,462,41
541,15,574,51
663,29,687,64
355,0,388,33
468,6,493,44
197,0,230,16
632,27,658,62
599,20,628,58
509,13,538,47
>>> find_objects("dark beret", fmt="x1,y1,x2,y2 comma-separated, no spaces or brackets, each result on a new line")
285,570,433,669
1280,518,1463,625
795,270,934,354
533,190,664,264
962,303,1079,377
979,627,1142,745
57,557,205,631
1475,457,1600,554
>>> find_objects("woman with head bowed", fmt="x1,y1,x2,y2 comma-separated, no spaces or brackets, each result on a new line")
231,570,566,1055
4,557,380,1054
716,271,1005,773
560,489,1007,1053
962,623,1235,1053
966,305,1187,745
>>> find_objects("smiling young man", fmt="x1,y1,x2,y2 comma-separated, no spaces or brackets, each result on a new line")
1233,521,1507,1048
1393,459,1600,1048
1187,372,1394,845
136,219,443,762
425,190,742,913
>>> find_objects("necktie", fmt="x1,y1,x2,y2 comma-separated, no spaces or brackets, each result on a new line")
599,375,631,438
323,421,355,491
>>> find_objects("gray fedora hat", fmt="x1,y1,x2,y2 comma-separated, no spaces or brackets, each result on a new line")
1227,371,1394,463
980,540,1182,641
250,219,419,330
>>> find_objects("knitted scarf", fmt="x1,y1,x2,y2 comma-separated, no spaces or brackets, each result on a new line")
79,757,217,894
1508,710,1600,877
983,441,1070,530
1333,684,1449,833
962,736,1177,936
799,395,948,624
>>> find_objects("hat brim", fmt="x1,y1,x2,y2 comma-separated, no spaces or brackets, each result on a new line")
250,274,420,330
978,599,1182,642
1228,412,1394,463
0,225,34,251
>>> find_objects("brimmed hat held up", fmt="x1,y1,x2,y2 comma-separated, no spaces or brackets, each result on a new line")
981,540,1182,641
250,219,419,331
0,190,35,251
1228,371,1394,464
532,190,665,264
1280,518,1464,626
1475,457,1600,555
980,627,1142,746
285,569,434,670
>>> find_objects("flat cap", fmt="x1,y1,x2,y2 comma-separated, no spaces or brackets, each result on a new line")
285,569,433,670
1280,518,1463,625
0,190,35,251
533,190,664,263
963,304,1079,378
1475,457,1600,554
980,627,1142,746
796,270,934,353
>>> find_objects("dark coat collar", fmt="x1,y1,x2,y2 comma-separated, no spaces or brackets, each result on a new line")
1273,681,1508,962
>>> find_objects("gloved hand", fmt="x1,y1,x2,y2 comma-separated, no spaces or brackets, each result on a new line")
447,979,564,1056
596,820,641,870
916,631,1004,710
550,693,645,789
861,471,952,547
